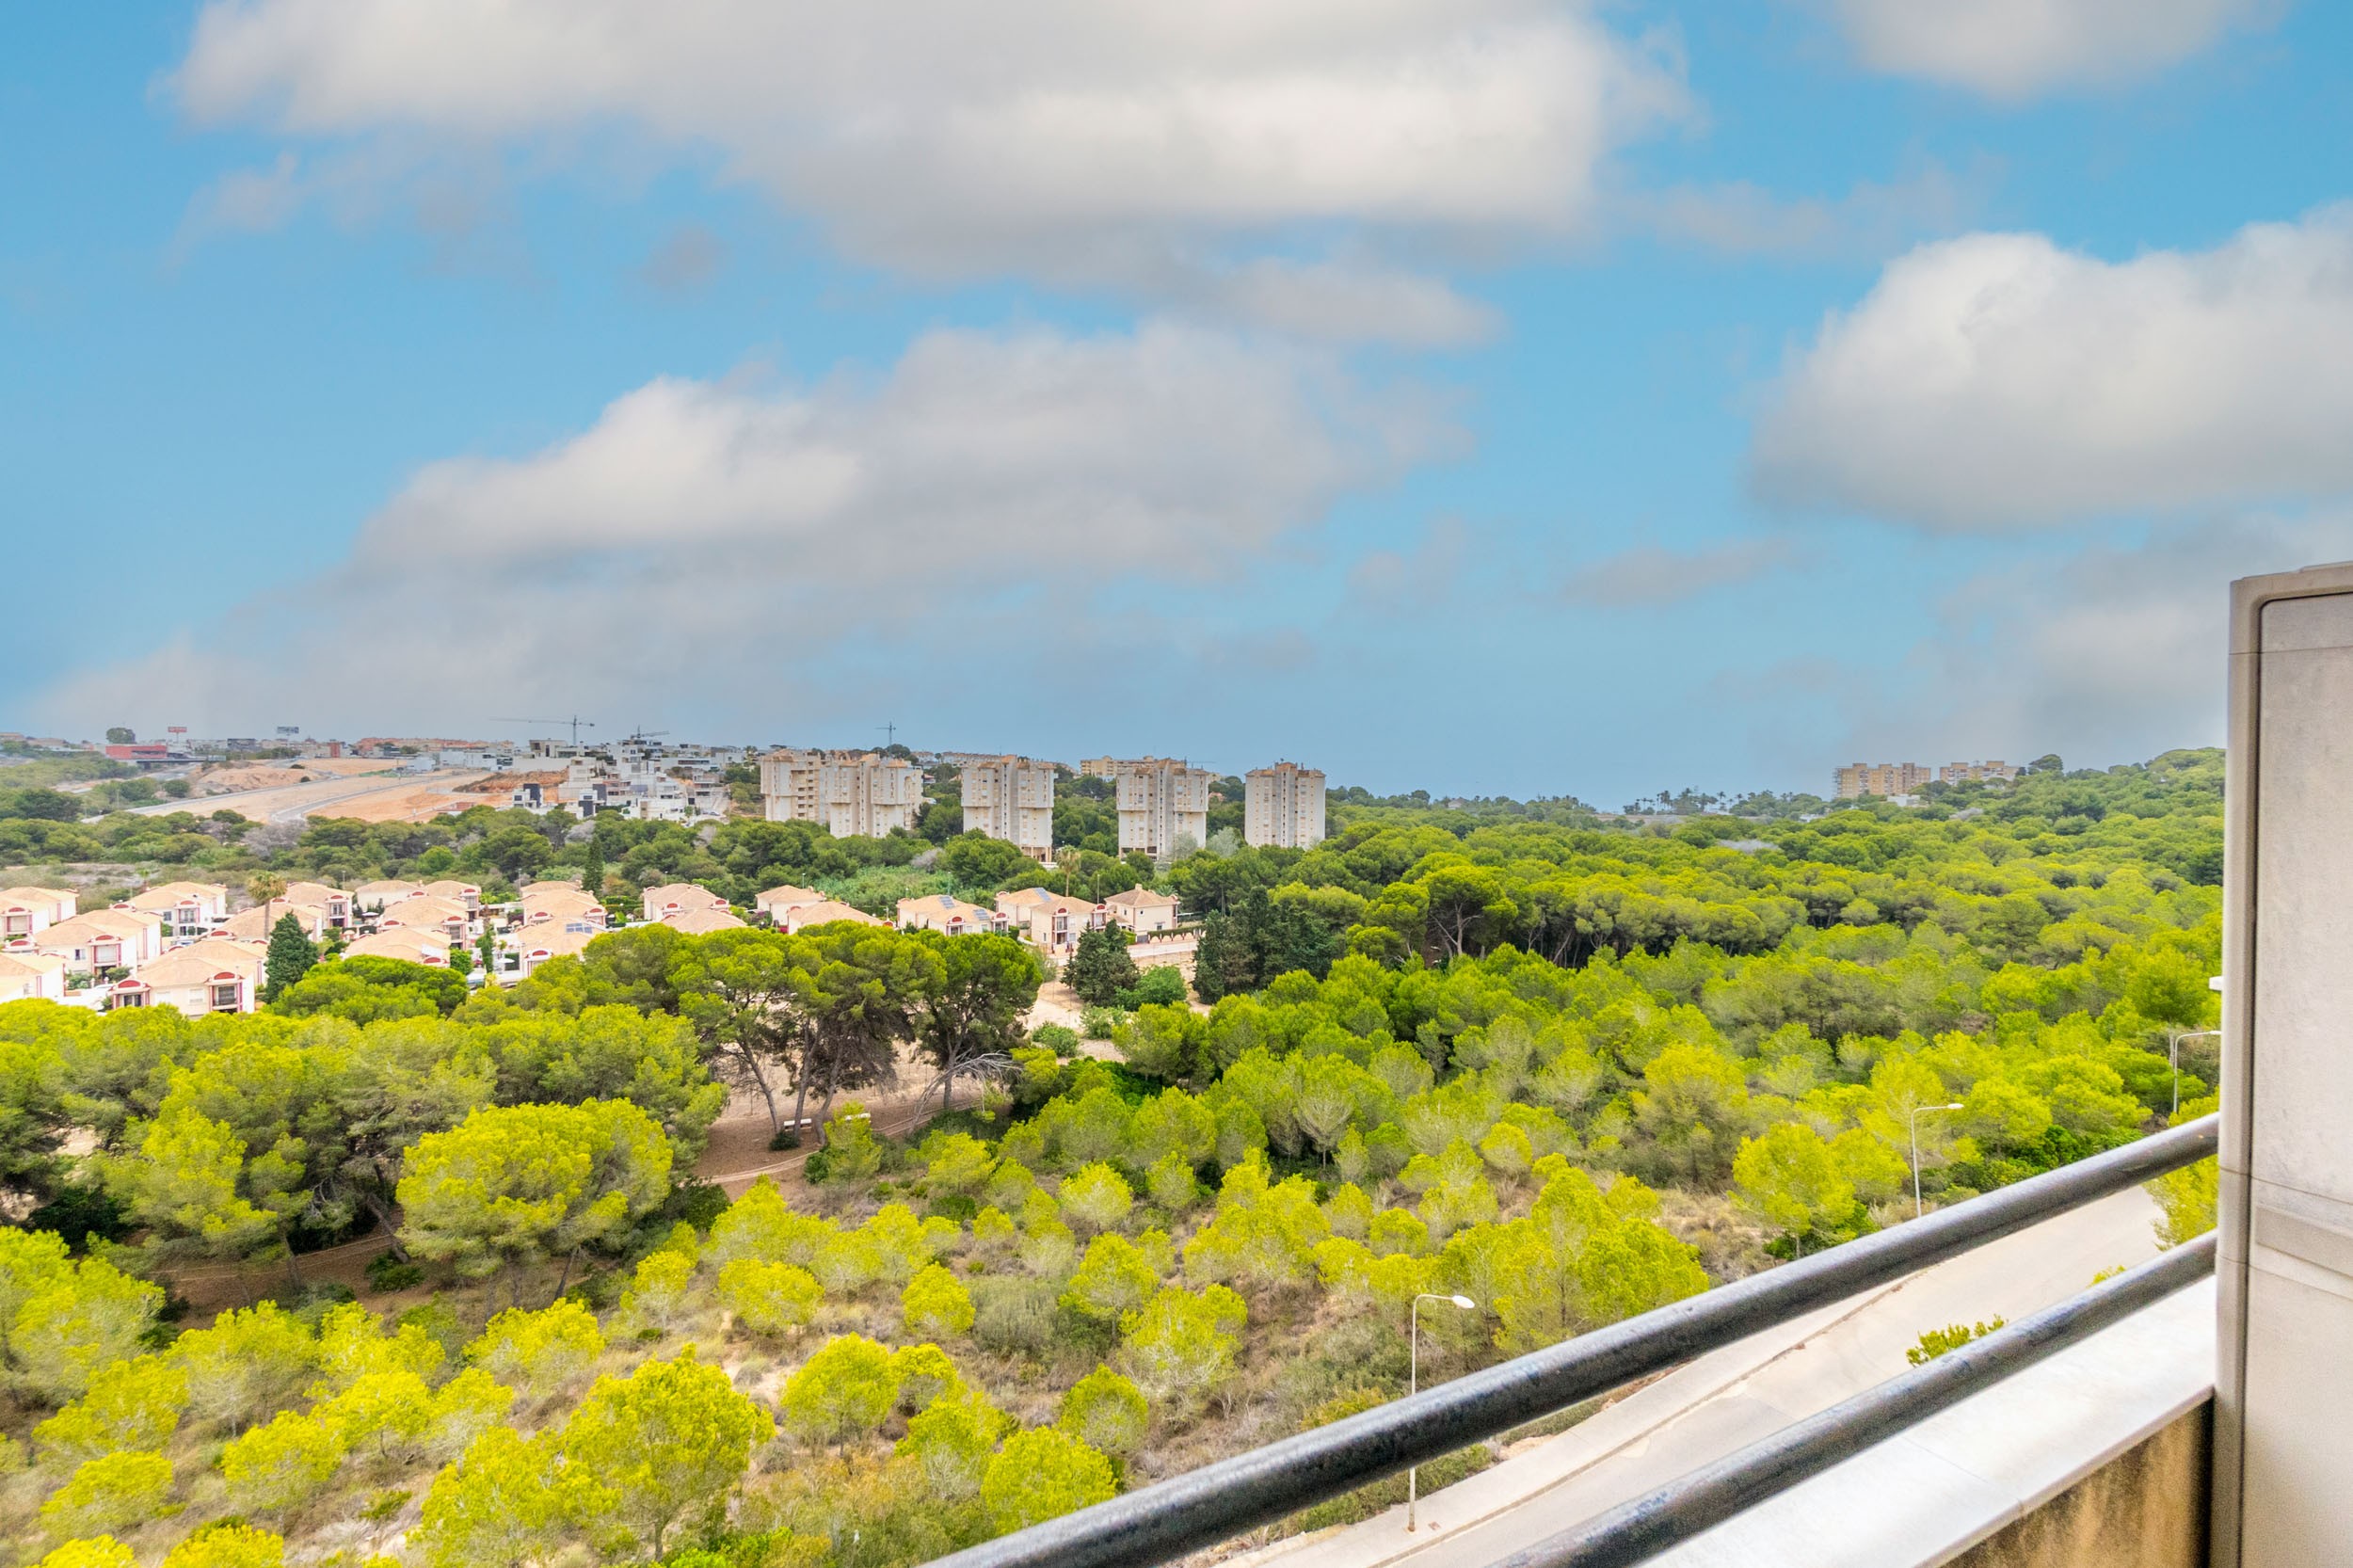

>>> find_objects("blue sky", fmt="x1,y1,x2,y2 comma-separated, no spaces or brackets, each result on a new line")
6,1,2351,805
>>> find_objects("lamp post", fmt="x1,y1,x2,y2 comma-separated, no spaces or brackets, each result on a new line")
2168,1030,2220,1117
1408,1293,1477,1532
1911,1102,1963,1219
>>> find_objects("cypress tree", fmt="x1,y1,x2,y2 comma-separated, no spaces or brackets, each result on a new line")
581,832,606,900
261,911,318,1003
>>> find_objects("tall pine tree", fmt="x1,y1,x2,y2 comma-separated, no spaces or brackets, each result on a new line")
581,831,606,901
261,912,318,1003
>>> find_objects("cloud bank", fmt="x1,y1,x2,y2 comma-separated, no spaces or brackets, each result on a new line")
1823,0,2275,99
43,324,1457,735
1751,207,2353,531
174,0,1686,337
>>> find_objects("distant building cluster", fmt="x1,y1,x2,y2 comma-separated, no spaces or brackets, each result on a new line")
758,748,925,839
758,748,1327,865
1833,760,2023,800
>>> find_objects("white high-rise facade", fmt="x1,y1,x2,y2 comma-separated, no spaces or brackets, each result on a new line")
1113,757,1213,862
961,756,1056,862
760,749,924,839
1244,761,1326,849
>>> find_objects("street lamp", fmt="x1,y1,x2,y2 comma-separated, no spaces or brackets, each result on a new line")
2168,1030,2220,1117
1408,1293,1477,1532
1911,1103,1963,1219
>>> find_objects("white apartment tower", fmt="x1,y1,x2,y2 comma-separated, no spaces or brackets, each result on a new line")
1113,757,1213,862
760,749,924,839
961,756,1056,862
1244,761,1326,849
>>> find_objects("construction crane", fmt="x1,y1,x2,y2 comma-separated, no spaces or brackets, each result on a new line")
493,715,597,744
623,727,671,747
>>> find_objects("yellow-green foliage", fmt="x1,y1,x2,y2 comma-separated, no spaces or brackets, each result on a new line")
161,1524,285,1568
466,1300,603,1400
778,1335,900,1448
1059,1366,1148,1458
718,1258,823,1336
414,1426,580,1568
36,1538,137,1568
169,1304,315,1432
900,1264,975,1338
41,1451,175,1540
1119,1284,1247,1403
896,1392,1005,1499
981,1427,1115,1533
219,1409,346,1515
11,1256,163,1407
35,1355,188,1464
313,1304,444,1390
560,1352,772,1557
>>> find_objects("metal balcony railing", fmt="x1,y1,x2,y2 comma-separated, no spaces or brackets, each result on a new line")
929,1112,2220,1568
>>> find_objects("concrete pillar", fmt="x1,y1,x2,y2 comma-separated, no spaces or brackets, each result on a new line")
2215,562,2353,1567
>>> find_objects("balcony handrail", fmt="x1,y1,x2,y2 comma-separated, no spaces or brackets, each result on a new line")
925,1112,2218,1568
1494,1232,2217,1568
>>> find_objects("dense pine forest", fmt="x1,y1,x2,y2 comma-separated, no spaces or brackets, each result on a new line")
0,750,2223,1568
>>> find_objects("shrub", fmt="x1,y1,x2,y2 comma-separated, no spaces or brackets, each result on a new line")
220,1409,347,1514
35,1355,187,1464
36,1539,136,1568
719,1259,824,1336
896,1393,1004,1499
981,1428,1116,1532
901,1265,976,1339
1031,1024,1080,1057
40,1452,175,1540
777,1336,899,1448
970,1276,1058,1356
1907,1320,2006,1367
1059,1366,1148,1459
466,1300,603,1399
161,1524,285,1568
363,1253,425,1292
1059,1163,1135,1234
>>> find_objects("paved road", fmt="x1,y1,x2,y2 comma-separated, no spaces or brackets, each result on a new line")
1223,1187,2166,1568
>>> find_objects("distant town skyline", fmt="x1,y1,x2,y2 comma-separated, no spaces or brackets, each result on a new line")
7,4,2350,806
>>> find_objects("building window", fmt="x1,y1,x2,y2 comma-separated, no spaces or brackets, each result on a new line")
212,984,241,1010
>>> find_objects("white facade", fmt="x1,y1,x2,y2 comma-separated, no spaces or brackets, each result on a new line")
1112,757,1214,862
961,756,1056,861
760,749,923,838
0,887,76,940
1244,761,1327,850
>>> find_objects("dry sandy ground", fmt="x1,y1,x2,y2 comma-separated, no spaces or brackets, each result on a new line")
195,759,394,792
136,770,490,824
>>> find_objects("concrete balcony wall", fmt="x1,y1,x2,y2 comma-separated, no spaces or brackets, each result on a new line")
1942,1406,2205,1568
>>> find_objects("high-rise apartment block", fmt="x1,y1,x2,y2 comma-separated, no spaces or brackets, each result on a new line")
1112,757,1213,861
961,756,1056,862
1079,757,1118,780
1833,761,1934,800
1244,761,1326,849
1940,760,2022,786
760,749,924,839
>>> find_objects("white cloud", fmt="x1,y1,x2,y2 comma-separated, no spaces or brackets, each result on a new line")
1749,207,2353,531
1904,514,2353,760
170,0,1684,328
1823,0,2276,99
1561,538,1800,605
40,323,1457,736
1627,158,1997,261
